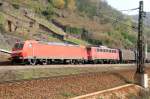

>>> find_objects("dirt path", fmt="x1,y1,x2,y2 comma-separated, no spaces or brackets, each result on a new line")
1,67,150,99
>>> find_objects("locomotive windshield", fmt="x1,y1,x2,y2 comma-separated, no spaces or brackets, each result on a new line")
14,42,24,49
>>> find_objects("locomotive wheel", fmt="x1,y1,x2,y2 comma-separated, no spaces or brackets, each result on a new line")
72,60,77,65
78,60,84,64
42,59,48,65
28,59,37,65
11,59,16,65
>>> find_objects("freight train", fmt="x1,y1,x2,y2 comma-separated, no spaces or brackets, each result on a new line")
11,40,149,65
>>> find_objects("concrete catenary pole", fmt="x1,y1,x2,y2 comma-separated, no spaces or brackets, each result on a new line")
136,1,148,88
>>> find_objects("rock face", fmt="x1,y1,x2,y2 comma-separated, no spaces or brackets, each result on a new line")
0,32,9,49
0,31,23,50
0,1,66,43
0,32,5,44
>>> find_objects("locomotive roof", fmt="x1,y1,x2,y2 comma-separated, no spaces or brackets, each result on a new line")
87,45,117,50
39,41,80,47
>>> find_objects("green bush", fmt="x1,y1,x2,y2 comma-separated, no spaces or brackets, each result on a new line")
41,4,54,19
12,3,20,9
51,0,65,9
87,39,102,45
65,27,83,35
122,32,137,44
76,0,97,17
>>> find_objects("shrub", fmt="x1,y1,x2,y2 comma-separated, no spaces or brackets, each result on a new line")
65,27,83,35
87,39,102,45
41,4,54,19
12,3,20,9
52,0,65,9
76,0,97,17
65,0,76,10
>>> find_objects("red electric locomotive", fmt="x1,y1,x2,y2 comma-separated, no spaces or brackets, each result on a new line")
11,40,88,65
87,46,120,64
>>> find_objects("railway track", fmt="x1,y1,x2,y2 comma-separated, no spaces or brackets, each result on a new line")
0,64,136,70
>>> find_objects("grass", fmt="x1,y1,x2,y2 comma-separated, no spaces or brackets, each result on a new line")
65,37,89,45
60,91,77,98
48,35,62,42
0,12,4,25
0,67,114,82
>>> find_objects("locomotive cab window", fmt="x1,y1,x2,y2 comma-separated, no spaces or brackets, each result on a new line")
106,49,108,52
112,50,114,53
14,43,24,49
97,49,100,52
112,50,116,53
97,49,104,52
96,49,99,52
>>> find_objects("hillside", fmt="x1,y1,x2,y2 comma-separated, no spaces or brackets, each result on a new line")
145,12,150,26
132,12,150,27
131,12,150,51
0,0,146,50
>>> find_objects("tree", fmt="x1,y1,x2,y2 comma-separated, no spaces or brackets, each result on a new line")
66,0,76,11
52,0,65,9
77,0,97,17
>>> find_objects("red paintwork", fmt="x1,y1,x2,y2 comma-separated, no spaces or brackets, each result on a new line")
11,40,37,58
11,40,119,61
12,40,88,60
89,47,120,60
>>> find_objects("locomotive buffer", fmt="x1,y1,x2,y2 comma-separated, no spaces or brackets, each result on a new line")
136,1,148,88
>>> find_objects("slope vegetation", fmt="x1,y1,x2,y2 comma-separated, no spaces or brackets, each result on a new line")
0,0,148,50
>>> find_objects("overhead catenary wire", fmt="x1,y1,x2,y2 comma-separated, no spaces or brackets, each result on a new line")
100,16,138,35
99,13,138,30
96,3,139,30
120,8,139,12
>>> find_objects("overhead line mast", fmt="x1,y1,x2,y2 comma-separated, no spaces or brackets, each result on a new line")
137,1,145,74
136,1,148,88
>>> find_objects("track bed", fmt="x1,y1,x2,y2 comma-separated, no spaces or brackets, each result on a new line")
1,67,150,99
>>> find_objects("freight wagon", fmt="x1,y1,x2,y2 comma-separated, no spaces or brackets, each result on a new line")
119,49,136,63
